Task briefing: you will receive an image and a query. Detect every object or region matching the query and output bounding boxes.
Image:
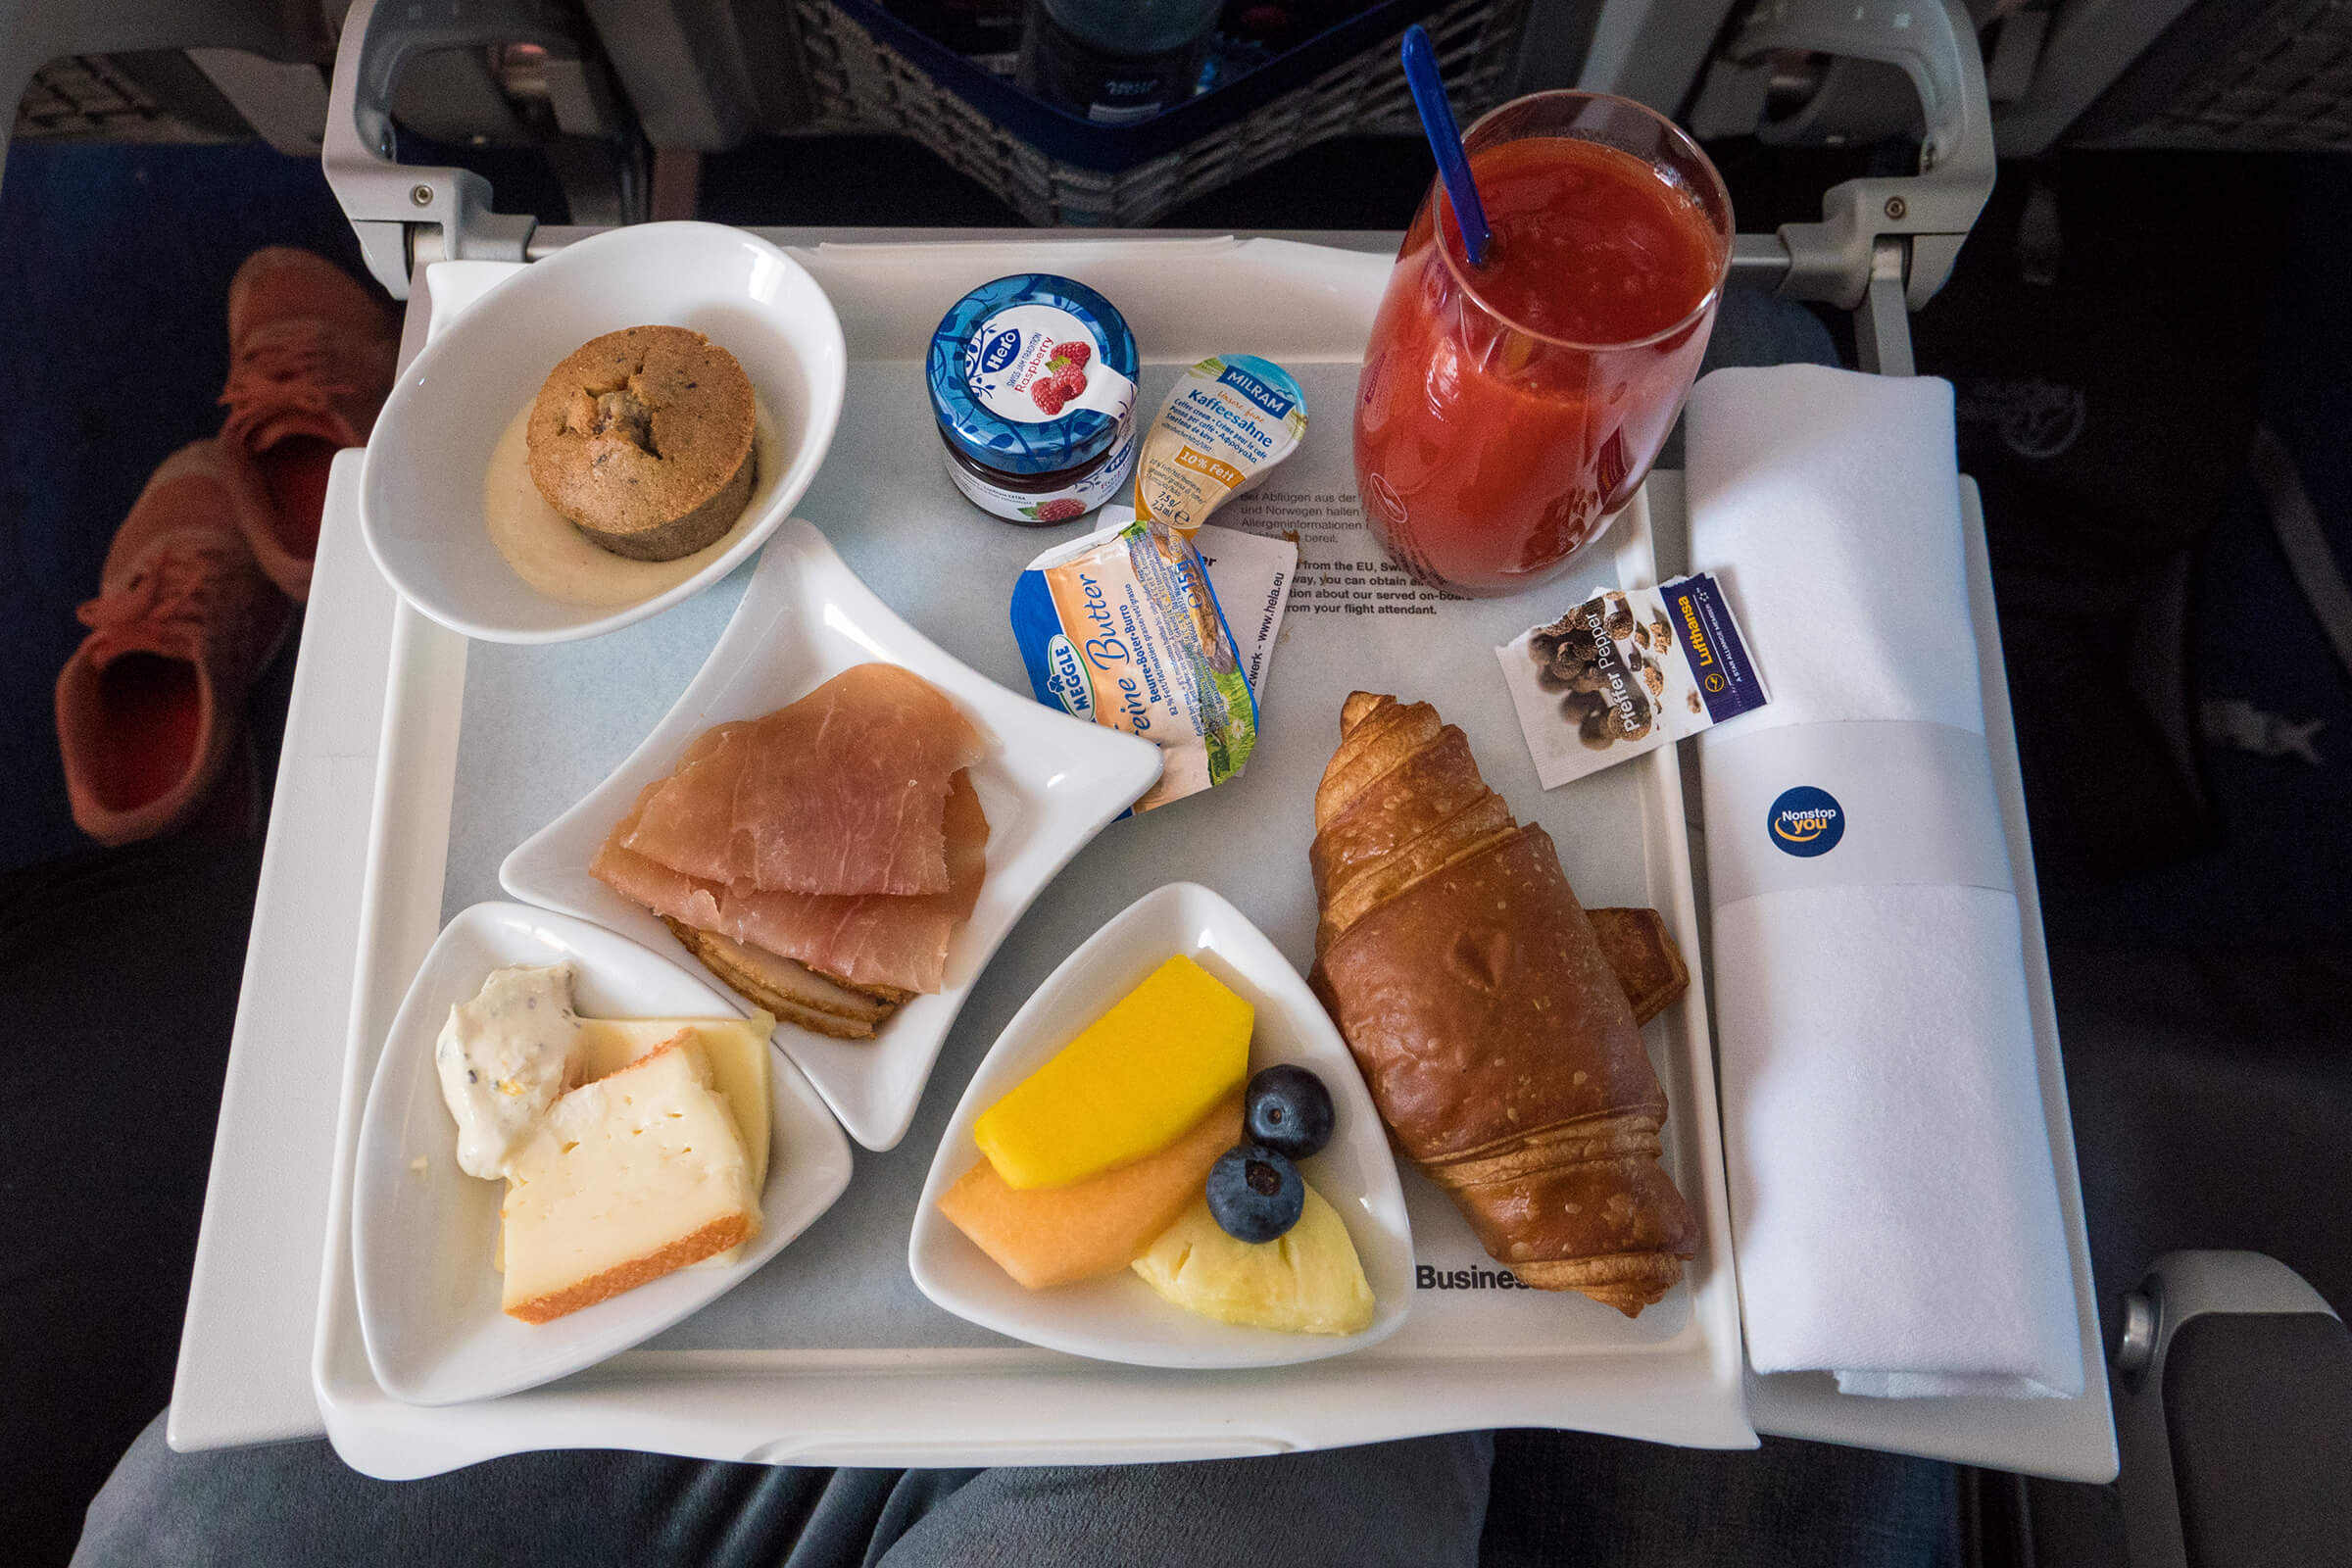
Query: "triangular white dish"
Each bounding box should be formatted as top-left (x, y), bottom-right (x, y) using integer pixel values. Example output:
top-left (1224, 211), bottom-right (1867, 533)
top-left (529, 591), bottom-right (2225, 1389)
top-left (501, 517), bottom-right (1162, 1149)
top-left (354, 902), bottom-right (852, 1405)
top-left (910, 882), bottom-right (1414, 1368)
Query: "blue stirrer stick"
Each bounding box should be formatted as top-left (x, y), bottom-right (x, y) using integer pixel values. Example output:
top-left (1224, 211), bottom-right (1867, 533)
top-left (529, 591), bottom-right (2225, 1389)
top-left (1400, 24), bottom-right (1491, 267)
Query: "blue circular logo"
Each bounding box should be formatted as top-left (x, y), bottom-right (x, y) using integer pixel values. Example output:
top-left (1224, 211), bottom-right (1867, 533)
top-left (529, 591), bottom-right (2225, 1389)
top-left (1768, 786), bottom-right (1844, 858)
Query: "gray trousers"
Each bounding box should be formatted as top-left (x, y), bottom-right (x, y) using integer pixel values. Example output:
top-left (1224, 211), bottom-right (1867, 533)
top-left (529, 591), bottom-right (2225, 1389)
top-left (76, 1418), bottom-right (1493, 1568)
top-left (75, 1416), bottom-right (1967, 1567)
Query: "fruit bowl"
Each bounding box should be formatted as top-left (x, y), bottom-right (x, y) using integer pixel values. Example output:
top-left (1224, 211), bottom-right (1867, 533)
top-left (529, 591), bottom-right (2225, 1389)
top-left (908, 882), bottom-right (1415, 1368)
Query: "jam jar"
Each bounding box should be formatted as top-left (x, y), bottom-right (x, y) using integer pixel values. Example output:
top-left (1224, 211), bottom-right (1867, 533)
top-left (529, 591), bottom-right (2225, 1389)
top-left (926, 273), bottom-right (1141, 524)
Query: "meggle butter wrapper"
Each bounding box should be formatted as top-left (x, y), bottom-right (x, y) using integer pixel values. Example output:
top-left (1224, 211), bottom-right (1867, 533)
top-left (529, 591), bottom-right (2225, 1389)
top-left (1012, 510), bottom-right (1270, 813)
top-left (1134, 355), bottom-right (1307, 539)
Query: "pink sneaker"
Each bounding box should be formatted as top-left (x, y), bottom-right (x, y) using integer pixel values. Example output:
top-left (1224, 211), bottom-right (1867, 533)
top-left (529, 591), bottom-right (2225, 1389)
top-left (56, 441), bottom-right (289, 848)
top-left (218, 247), bottom-right (398, 601)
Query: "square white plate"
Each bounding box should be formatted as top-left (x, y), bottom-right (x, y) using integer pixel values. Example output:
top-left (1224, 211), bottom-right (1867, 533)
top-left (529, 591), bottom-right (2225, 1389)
top-left (353, 902), bottom-right (853, 1406)
top-left (500, 516), bottom-right (1164, 1151)
top-left (908, 882), bottom-right (1414, 1368)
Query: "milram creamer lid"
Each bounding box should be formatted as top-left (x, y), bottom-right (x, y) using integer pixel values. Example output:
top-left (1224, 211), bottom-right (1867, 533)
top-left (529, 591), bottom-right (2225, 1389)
top-left (1010, 356), bottom-right (1307, 813)
top-left (1133, 356), bottom-right (1308, 539)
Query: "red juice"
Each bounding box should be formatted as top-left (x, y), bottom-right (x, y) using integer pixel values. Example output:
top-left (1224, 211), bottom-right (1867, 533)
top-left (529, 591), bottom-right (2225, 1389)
top-left (1354, 116), bottom-right (1730, 595)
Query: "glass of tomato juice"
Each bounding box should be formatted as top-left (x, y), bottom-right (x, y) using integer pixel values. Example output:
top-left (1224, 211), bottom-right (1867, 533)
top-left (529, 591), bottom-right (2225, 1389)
top-left (1353, 91), bottom-right (1734, 596)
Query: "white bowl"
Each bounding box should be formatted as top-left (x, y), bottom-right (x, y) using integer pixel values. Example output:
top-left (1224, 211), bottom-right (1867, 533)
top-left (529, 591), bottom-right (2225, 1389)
top-left (352, 902), bottom-right (853, 1406)
top-left (500, 518), bottom-right (1164, 1151)
top-left (360, 221), bottom-right (847, 643)
top-left (908, 882), bottom-right (1415, 1369)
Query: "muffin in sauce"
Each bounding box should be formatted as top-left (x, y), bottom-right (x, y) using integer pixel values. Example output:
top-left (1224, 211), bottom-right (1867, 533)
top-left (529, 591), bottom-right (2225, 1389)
top-left (526, 325), bottom-right (758, 562)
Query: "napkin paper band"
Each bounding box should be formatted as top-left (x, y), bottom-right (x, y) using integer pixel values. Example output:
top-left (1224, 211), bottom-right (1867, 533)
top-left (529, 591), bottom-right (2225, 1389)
top-left (1703, 719), bottom-right (2012, 909)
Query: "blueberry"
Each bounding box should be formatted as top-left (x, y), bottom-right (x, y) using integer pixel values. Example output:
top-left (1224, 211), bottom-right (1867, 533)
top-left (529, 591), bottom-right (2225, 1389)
top-left (1205, 1144), bottom-right (1305, 1244)
top-left (1244, 1063), bottom-right (1335, 1160)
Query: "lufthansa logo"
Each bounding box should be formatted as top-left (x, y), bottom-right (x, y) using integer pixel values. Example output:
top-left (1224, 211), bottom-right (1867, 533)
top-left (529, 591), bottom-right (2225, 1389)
top-left (1768, 785), bottom-right (1844, 858)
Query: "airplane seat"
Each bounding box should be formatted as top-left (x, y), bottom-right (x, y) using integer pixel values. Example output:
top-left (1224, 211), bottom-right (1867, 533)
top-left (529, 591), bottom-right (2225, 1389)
top-left (2112, 1250), bottom-right (2352, 1568)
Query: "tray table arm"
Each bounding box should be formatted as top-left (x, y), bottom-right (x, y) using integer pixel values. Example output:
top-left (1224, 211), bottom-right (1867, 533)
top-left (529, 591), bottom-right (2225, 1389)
top-left (1711, 0), bottom-right (1996, 321)
top-left (322, 0), bottom-right (631, 298)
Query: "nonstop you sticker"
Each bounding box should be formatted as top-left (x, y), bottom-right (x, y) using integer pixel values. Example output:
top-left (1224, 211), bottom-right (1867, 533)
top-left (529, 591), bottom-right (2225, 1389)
top-left (1768, 786), bottom-right (1845, 857)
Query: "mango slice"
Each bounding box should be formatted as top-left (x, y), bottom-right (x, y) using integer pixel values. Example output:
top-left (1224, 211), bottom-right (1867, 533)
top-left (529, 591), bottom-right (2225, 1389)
top-left (939, 1092), bottom-right (1243, 1290)
top-left (1132, 1182), bottom-right (1375, 1336)
top-left (974, 955), bottom-right (1251, 1190)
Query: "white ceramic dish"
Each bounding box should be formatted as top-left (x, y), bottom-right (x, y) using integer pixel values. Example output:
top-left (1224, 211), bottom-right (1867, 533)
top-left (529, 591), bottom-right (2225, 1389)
top-left (909, 882), bottom-right (1414, 1369)
top-left (352, 902), bottom-right (853, 1406)
top-left (500, 517), bottom-right (1164, 1151)
top-left (360, 221), bottom-right (847, 643)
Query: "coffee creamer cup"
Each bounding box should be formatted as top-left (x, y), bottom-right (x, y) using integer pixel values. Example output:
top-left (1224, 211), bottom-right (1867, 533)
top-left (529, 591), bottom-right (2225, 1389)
top-left (1133, 356), bottom-right (1307, 540)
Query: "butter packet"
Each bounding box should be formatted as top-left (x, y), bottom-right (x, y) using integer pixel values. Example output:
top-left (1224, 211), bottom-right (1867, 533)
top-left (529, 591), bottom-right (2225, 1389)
top-left (1012, 508), bottom-right (1297, 813)
top-left (1496, 574), bottom-right (1768, 790)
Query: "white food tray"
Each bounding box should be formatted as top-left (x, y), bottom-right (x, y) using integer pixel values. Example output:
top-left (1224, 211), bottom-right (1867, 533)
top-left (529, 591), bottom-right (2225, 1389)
top-left (311, 238), bottom-right (1754, 1478)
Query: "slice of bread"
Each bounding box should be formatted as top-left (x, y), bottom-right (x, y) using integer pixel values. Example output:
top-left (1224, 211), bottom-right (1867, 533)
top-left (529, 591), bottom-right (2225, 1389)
top-left (662, 918), bottom-right (905, 1040)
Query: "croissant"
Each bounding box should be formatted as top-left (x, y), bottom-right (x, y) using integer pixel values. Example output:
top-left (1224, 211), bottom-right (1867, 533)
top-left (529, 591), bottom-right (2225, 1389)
top-left (1309, 693), bottom-right (1697, 1315)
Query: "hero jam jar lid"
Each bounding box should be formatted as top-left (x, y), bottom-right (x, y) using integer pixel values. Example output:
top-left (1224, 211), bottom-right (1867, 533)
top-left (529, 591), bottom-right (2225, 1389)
top-left (927, 274), bottom-right (1141, 477)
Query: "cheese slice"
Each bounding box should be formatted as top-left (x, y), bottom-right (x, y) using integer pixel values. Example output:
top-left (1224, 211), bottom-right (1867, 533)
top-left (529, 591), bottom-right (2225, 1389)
top-left (573, 1012), bottom-right (774, 1191)
top-left (500, 1034), bottom-right (761, 1324)
top-left (572, 1012), bottom-right (775, 1268)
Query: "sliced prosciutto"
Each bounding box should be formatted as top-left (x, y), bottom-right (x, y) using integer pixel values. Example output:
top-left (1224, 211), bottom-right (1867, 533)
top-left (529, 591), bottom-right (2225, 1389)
top-left (594, 768), bottom-right (990, 998)
top-left (622, 664), bottom-right (985, 897)
top-left (715, 770), bottom-right (989, 996)
top-left (620, 720), bottom-right (753, 887)
top-left (592, 776), bottom-right (731, 933)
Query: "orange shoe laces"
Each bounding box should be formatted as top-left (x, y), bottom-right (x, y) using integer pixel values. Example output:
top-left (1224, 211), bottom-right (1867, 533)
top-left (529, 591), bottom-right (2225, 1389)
top-left (219, 320), bottom-right (363, 439)
top-left (76, 539), bottom-right (250, 665)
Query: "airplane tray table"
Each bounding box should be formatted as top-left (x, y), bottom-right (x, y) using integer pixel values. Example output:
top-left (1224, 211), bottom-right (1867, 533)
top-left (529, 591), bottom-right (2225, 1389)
top-left (166, 232), bottom-right (2111, 1482)
top-left (310, 237), bottom-right (1753, 1478)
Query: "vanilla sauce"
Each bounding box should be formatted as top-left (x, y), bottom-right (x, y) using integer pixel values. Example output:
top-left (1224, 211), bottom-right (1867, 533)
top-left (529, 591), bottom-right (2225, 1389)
top-left (481, 400), bottom-right (779, 608)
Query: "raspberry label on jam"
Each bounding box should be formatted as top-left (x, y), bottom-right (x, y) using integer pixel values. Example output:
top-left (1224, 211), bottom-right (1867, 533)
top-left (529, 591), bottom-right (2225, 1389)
top-left (965, 305), bottom-right (1133, 424)
top-left (941, 422), bottom-right (1139, 525)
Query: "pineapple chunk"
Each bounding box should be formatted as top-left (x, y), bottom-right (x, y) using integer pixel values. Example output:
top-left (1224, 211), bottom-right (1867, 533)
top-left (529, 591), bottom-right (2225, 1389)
top-left (1132, 1182), bottom-right (1374, 1336)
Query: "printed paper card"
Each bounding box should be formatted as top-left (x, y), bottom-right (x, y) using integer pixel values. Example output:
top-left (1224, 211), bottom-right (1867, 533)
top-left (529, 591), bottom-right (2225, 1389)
top-left (1497, 573), bottom-right (1767, 789)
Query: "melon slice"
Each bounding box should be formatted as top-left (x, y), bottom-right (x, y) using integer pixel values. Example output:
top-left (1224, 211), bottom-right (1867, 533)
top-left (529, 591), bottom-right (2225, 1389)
top-left (939, 1091), bottom-right (1242, 1290)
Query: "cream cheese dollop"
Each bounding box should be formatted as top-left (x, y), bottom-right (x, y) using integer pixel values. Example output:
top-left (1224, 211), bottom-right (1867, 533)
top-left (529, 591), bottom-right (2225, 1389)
top-left (434, 963), bottom-right (586, 1179)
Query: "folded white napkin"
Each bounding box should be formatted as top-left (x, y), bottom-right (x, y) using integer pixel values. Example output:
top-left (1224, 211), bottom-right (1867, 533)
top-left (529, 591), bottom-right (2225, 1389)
top-left (1688, 365), bottom-right (2082, 1400)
